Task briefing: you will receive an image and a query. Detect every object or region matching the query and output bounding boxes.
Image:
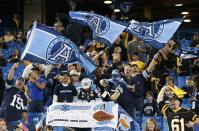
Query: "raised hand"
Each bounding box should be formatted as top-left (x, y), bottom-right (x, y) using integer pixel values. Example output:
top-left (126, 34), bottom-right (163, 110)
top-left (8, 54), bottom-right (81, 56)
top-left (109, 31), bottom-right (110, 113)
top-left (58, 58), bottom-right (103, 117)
top-left (13, 62), bottom-right (20, 69)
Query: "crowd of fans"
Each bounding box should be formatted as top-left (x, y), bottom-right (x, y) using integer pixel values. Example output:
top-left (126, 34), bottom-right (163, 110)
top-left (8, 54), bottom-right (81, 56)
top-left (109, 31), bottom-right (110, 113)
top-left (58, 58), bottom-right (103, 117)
top-left (0, 13), bottom-right (199, 131)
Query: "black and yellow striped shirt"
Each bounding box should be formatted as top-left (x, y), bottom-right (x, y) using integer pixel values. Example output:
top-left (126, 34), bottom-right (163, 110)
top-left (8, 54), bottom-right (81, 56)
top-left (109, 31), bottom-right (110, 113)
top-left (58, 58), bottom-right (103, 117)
top-left (159, 101), bottom-right (199, 131)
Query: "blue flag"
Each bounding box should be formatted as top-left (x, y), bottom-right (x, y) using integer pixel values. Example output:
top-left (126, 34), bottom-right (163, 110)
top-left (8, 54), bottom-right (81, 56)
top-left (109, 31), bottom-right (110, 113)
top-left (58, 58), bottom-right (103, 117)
top-left (69, 11), bottom-right (127, 46)
top-left (127, 18), bottom-right (183, 49)
top-left (175, 47), bottom-right (199, 59)
top-left (21, 22), bottom-right (96, 73)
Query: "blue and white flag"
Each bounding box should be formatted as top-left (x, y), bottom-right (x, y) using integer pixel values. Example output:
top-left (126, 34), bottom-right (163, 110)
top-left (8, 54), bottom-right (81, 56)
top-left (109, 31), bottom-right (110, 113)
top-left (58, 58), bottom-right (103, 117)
top-left (175, 47), bottom-right (199, 59)
top-left (21, 22), bottom-right (96, 73)
top-left (127, 18), bottom-right (183, 49)
top-left (69, 11), bottom-right (127, 46)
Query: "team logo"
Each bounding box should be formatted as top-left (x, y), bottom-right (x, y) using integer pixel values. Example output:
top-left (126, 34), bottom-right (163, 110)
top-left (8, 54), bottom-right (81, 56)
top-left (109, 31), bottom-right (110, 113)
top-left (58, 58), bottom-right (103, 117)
top-left (128, 20), bottom-right (164, 41)
top-left (93, 103), bottom-right (115, 123)
top-left (46, 37), bottom-right (76, 64)
top-left (93, 110), bottom-right (114, 122)
top-left (86, 14), bottom-right (110, 36)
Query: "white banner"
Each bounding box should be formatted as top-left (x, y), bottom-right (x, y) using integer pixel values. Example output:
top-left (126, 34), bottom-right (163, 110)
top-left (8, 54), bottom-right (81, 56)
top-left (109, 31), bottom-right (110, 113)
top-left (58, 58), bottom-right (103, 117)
top-left (46, 102), bottom-right (118, 128)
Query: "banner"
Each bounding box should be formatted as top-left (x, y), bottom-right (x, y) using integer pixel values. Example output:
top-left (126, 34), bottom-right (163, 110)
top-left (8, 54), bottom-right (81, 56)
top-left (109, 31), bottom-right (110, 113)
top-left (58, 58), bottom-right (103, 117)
top-left (46, 102), bottom-right (118, 128)
top-left (69, 11), bottom-right (127, 46)
top-left (127, 19), bottom-right (182, 49)
top-left (21, 22), bottom-right (96, 73)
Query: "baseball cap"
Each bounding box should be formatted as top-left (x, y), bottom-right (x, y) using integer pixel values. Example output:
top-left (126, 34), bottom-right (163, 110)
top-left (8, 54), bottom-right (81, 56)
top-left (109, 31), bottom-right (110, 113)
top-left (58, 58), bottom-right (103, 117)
top-left (70, 70), bottom-right (80, 76)
top-left (111, 69), bottom-right (120, 75)
top-left (14, 123), bottom-right (28, 131)
top-left (81, 78), bottom-right (92, 89)
top-left (111, 69), bottom-right (121, 76)
top-left (186, 76), bottom-right (192, 80)
top-left (60, 71), bottom-right (70, 77)
top-left (17, 77), bottom-right (25, 82)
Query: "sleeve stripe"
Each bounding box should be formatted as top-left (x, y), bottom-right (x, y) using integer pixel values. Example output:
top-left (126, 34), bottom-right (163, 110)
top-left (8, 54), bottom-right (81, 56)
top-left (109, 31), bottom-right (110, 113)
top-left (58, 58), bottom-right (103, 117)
top-left (161, 104), bottom-right (169, 117)
top-left (192, 114), bottom-right (199, 121)
top-left (5, 82), bottom-right (12, 89)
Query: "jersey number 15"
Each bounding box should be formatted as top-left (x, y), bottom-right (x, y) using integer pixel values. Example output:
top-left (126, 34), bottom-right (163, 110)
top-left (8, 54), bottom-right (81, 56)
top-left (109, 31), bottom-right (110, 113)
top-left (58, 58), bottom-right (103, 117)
top-left (10, 95), bottom-right (24, 110)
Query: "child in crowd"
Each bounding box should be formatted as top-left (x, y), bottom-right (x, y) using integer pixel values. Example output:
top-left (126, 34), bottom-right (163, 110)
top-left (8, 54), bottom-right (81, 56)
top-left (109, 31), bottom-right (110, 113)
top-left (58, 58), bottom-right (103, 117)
top-left (143, 91), bottom-right (158, 116)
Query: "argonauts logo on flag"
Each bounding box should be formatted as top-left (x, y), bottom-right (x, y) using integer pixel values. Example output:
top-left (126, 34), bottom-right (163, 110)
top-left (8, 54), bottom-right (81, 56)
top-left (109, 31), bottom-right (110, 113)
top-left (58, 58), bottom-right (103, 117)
top-left (127, 18), bottom-right (183, 49)
top-left (69, 11), bottom-right (127, 46)
top-left (86, 13), bottom-right (110, 37)
top-left (69, 11), bottom-right (182, 49)
top-left (46, 37), bottom-right (77, 64)
top-left (21, 22), bottom-right (96, 73)
top-left (128, 20), bottom-right (164, 41)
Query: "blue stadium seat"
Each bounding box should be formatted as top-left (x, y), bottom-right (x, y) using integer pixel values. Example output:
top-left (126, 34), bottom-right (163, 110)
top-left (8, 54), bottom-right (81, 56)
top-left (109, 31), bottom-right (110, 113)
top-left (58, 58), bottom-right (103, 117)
top-left (28, 113), bottom-right (43, 125)
top-left (177, 76), bottom-right (186, 87)
top-left (162, 117), bottom-right (168, 131)
top-left (15, 64), bottom-right (25, 76)
top-left (181, 103), bottom-right (192, 108)
top-left (194, 125), bottom-right (199, 131)
top-left (155, 116), bottom-right (163, 130)
top-left (3, 73), bottom-right (7, 80)
top-left (135, 111), bottom-right (142, 129)
top-left (27, 113), bottom-right (43, 131)
top-left (6, 63), bottom-right (14, 69)
top-left (2, 63), bottom-right (24, 80)
top-left (183, 98), bottom-right (190, 104)
top-left (7, 41), bottom-right (17, 49)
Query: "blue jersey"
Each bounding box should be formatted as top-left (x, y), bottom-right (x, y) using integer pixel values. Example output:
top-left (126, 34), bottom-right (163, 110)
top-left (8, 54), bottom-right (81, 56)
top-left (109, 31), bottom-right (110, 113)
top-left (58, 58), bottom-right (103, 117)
top-left (0, 80), bottom-right (27, 122)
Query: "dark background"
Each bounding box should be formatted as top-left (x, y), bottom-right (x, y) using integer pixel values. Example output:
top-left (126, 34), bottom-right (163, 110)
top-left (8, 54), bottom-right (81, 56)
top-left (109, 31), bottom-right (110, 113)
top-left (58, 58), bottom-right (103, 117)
top-left (0, 0), bottom-right (199, 29)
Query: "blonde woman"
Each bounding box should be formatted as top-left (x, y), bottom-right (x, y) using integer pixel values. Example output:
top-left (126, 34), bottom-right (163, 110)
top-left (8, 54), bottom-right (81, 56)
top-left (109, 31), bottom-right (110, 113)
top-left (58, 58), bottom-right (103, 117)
top-left (144, 118), bottom-right (160, 131)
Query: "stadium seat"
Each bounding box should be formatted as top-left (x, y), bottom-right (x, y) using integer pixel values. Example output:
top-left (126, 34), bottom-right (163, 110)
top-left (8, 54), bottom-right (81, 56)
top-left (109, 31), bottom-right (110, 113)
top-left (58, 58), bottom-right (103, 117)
top-left (177, 76), bottom-right (186, 87)
top-left (135, 111), bottom-right (142, 129)
top-left (182, 103), bottom-right (192, 108)
top-left (162, 117), bottom-right (168, 131)
top-left (155, 116), bottom-right (163, 130)
top-left (27, 113), bottom-right (43, 131)
top-left (183, 98), bottom-right (190, 104)
top-left (28, 113), bottom-right (43, 125)
top-left (194, 125), bottom-right (199, 131)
